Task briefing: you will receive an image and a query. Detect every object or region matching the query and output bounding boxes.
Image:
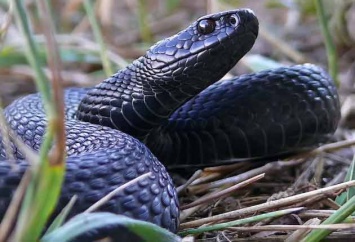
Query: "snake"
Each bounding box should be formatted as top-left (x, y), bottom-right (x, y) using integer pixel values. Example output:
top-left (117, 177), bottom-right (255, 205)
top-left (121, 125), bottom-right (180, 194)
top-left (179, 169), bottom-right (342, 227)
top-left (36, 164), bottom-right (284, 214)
top-left (0, 8), bottom-right (340, 240)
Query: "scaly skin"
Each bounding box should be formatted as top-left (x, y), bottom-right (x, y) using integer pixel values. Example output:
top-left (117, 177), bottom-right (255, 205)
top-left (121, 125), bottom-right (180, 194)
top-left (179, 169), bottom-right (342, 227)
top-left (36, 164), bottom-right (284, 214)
top-left (0, 9), bottom-right (259, 239)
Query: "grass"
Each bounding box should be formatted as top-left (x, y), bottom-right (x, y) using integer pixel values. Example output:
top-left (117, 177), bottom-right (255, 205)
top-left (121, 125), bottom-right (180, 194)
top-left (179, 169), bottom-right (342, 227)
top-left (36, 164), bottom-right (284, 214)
top-left (0, 0), bottom-right (354, 241)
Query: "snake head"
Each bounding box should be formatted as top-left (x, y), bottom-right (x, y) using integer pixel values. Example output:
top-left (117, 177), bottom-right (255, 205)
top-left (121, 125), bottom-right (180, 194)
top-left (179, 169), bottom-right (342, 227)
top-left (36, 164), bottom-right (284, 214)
top-left (136, 9), bottom-right (259, 95)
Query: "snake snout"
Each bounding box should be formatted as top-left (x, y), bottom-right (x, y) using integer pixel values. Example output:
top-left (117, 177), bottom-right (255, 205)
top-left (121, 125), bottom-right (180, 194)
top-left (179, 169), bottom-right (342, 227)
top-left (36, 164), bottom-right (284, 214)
top-left (243, 9), bottom-right (259, 37)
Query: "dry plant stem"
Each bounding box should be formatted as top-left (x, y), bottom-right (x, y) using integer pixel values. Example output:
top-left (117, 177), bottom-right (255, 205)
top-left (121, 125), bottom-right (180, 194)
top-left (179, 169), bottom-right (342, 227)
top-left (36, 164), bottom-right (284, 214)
top-left (71, 16), bottom-right (89, 34)
top-left (0, 104), bottom-right (15, 166)
top-left (0, 170), bottom-right (31, 241)
top-left (85, 172), bottom-right (152, 213)
top-left (180, 204), bottom-right (206, 222)
top-left (294, 138), bottom-right (355, 158)
top-left (180, 180), bottom-right (355, 229)
top-left (322, 198), bottom-right (341, 210)
top-left (98, 0), bottom-right (114, 26)
top-left (188, 160), bottom-right (304, 194)
top-left (181, 174), bottom-right (265, 210)
top-left (291, 194), bottom-right (331, 208)
top-left (37, 0), bottom-right (66, 164)
top-left (177, 169), bottom-right (202, 194)
top-left (203, 161), bottom-right (250, 172)
top-left (302, 209), bottom-right (349, 217)
top-left (229, 224), bottom-right (355, 232)
top-left (189, 139), bottom-right (355, 193)
top-left (190, 172), bottom-right (222, 186)
top-left (286, 218), bottom-right (321, 242)
top-left (0, 0), bottom-right (13, 45)
top-left (180, 207), bottom-right (304, 236)
top-left (181, 235), bottom-right (194, 242)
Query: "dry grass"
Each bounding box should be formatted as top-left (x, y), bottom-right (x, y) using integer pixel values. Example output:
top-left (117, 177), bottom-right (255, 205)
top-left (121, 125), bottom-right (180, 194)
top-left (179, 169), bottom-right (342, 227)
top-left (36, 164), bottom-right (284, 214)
top-left (1, 0), bottom-right (355, 241)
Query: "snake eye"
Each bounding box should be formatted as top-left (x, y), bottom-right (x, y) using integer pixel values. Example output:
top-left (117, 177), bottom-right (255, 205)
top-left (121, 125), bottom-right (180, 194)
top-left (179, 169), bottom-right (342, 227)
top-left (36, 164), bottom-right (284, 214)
top-left (227, 14), bottom-right (239, 26)
top-left (197, 19), bottom-right (216, 35)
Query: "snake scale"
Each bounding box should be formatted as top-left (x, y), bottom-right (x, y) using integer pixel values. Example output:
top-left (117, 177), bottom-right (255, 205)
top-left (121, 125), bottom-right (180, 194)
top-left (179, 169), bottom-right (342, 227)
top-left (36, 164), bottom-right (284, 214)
top-left (0, 9), bottom-right (340, 240)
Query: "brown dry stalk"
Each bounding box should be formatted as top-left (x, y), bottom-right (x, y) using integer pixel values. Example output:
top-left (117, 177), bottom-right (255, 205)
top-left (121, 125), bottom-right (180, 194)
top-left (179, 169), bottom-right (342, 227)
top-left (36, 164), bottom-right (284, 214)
top-left (229, 223), bottom-right (355, 231)
top-left (190, 172), bottom-right (222, 186)
top-left (180, 204), bottom-right (206, 222)
top-left (180, 180), bottom-right (355, 229)
top-left (286, 218), bottom-right (321, 242)
top-left (177, 169), bottom-right (202, 194)
top-left (37, 0), bottom-right (66, 165)
top-left (294, 138), bottom-right (355, 158)
top-left (188, 160), bottom-right (304, 194)
top-left (203, 161), bottom-right (250, 172)
top-left (0, 170), bottom-right (31, 241)
top-left (181, 174), bottom-right (265, 210)
top-left (0, 0), bottom-right (13, 43)
top-left (299, 209), bottom-right (355, 220)
top-left (188, 138), bottom-right (355, 194)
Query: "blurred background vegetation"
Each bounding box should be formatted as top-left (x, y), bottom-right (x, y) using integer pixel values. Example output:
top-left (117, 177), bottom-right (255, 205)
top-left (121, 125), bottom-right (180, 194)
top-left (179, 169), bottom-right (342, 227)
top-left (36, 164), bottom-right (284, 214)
top-left (0, 0), bottom-right (354, 108)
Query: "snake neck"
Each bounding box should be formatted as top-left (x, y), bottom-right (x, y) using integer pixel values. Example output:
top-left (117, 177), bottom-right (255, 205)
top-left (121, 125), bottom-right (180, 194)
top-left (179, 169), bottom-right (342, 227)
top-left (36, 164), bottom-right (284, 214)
top-left (76, 58), bottom-right (203, 139)
top-left (76, 9), bottom-right (259, 139)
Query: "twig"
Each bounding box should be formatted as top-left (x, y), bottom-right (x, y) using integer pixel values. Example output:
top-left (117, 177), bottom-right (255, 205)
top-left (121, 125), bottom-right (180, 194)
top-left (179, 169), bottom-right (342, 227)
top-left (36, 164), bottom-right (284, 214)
top-left (0, 0), bottom-right (13, 46)
top-left (177, 170), bottom-right (202, 194)
top-left (190, 172), bottom-right (222, 186)
top-left (179, 207), bottom-right (304, 236)
top-left (300, 209), bottom-right (355, 222)
top-left (188, 160), bottom-right (304, 194)
top-left (0, 102), bottom-right (16, 167)
top-left (181, 174), bottom-right (265, 210)
top-left (37, 0), bottom-right (66, 165)
top-left (0, 170), bottom-right (31, 241)
top-left (180, 180), bottom-right (355, 229)
top-left (286, 218), bottom-right (321, 242)
top-left (228, 223), bottom-right (355, 231)
top-left (294, 139), bottom-right (355, 158)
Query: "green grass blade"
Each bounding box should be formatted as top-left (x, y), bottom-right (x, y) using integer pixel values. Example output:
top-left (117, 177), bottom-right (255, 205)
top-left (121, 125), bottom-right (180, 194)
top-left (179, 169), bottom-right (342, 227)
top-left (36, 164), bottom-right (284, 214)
top-left (16, 162), bottom-right (64, 240)
top-left (44, 195), bottom-right (78, 235)
top-left (83, 0), bottom-right (114, 76)
top-left (301, 195), bottom-right (355, 241)
top-left (137, 0), bottom-right (153, 43)
top-left (179, 207), bottom-right (304, 236)
top-left (11, 0), bottom-right (66, 240)
top-left (12, 0), bottom-right (52, 116)
top-left (314, 0), bottom-right (339, 86)
top-left (336, 154), bottom-right (355, 205)
top-left (41, 212), bottom-right (181, 242)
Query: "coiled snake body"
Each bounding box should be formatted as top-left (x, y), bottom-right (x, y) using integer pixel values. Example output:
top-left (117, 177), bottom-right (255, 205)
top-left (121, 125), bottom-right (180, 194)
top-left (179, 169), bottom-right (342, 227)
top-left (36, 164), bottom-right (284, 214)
top-left (0, 9), bottom-right (340, 239)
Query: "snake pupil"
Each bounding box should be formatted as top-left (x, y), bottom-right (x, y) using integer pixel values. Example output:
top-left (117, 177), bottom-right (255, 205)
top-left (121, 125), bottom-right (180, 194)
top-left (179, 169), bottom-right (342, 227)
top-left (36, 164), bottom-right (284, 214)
top-left (228, 14), bottom-right (239, 26)
top-left (197, 19), bottom-right (216, 35)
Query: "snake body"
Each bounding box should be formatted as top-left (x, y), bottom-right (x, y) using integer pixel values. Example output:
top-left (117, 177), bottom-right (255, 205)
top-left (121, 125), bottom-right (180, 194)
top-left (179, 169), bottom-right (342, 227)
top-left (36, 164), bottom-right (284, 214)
top-left (0, 9), bottom-right (340, 239)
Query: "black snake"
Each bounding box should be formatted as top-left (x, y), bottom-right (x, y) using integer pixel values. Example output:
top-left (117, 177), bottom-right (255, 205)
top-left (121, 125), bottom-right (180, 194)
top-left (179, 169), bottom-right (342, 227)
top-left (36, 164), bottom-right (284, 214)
top-left (0, 8), bottom-right (340, 240)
